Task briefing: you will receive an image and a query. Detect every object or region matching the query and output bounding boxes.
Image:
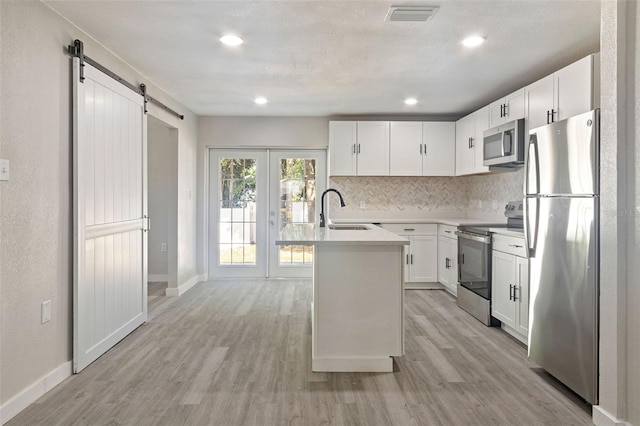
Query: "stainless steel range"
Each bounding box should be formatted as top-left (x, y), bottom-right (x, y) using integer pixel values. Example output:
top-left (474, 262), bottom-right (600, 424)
top-left (455, 201), bottom-right (523, 325)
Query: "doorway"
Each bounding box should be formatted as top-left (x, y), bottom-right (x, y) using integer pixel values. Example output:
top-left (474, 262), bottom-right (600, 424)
top-left (147, 116), bottom-right (178, 292)
top-left (207, 149), bottom-right (326, 278)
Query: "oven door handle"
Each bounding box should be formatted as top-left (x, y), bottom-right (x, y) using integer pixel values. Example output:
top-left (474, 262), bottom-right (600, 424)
top-left (455, 230), bottom-right (491, 244)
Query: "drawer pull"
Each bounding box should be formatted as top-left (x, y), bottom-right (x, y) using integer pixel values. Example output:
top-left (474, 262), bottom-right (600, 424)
top-left (508, 244), bottom-right (523, 248)
top-left (404, 228), bottom-right (415, 232)
top-left (444, 230), bottom-right (452, 234)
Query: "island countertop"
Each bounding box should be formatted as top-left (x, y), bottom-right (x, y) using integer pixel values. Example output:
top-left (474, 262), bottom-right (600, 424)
top-left (275, 223), bottom-right (409, 246)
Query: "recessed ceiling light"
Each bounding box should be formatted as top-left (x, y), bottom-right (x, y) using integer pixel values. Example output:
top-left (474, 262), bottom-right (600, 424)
top-left (462, 36), bottom-right (486, 48)
top-left (404, 98), bottom-right (418, 105)
top-left (254, 97), bottom-right (268, 105)
top-left (220, 34), bottom-right (243, 46)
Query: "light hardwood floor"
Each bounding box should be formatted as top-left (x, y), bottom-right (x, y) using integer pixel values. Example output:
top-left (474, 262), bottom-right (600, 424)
top-left (9, 280), bottom-right (592, 425)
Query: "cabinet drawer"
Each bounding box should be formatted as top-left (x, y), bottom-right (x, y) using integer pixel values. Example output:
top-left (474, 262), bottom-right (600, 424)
top-left (438, 224), bottom-right (458, 238)
top-left (380, 223), bottom-right (437, 235)
top-left (493, 234), bottom-right (527, 257)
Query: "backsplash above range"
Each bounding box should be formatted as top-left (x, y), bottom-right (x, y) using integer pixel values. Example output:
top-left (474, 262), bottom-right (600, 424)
top-left (329, 169), bottom-right (524, 220)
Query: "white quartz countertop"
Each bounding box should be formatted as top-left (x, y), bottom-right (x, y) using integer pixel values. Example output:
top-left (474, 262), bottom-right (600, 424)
top-left (276, 223), bottom-right (409, 246)
top-left (489, 227), bottom-right (526, 238)
top-left (330, 217), bottom-right (508, 227)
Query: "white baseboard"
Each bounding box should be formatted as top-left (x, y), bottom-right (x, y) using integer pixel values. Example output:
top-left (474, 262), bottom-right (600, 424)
top-left (0, 361), bottom-right (72, 425)
top-left (148, 274), bottom-right (169, 282)
top-left (165, 274), bottom-right (203, 297)
top-left (312, 356), bottom-right (393, 372)
top-left (593, 405), bottom-right (629, 426)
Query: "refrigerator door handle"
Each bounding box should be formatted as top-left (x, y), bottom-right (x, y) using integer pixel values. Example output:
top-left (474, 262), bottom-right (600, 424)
top-left (525, 133), bottom-right (541, 195)
top-left (524, 197), bottom-right (539, 258)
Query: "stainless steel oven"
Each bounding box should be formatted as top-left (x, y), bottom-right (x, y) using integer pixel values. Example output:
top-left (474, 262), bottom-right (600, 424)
top-left (455, 227), bottom-right (495, 325)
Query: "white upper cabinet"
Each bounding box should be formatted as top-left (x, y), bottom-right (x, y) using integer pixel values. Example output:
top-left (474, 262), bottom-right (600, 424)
top-left (456, 106), bottom-right (489, 176)
top-left (389, 121), bottom-right (455, 176)
top-left (526, 54), bottom-right (599, 131)
top-left (332, 120), bottom-right (455, 177)
top-left (329, 121), bottom-right (357, 176)
top-left (356, 121), bottom-right (390, 176)
top-left (390, 121), bottom-right (423, 176)
top-left (489, 88), bottom-right (526, 128)
top-left (423, 122), bottom-right (455, 176)
top-left (329, 121), bottom-right (389, 176)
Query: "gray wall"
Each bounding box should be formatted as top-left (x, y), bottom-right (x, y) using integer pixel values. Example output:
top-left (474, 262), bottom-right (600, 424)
top-left (0, 0), bottom-right (198, 406)
top-left (597, 1), bottom-right (639, 424)
top-left (148, 117), bottom-right (178, 285)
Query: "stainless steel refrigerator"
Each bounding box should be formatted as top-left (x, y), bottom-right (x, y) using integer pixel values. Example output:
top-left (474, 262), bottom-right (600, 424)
top-left (524, 109), bottom-right (599, 404)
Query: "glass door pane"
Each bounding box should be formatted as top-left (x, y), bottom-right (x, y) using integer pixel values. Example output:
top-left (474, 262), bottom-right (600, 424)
top-left (269, 150), bottom-right (326, 278)
top-left (209, 150), bottom-right (268, 278)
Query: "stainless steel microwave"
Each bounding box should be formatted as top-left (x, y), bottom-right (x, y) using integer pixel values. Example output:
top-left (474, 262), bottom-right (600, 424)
top-left (483, 118), bottom-right (525, 167)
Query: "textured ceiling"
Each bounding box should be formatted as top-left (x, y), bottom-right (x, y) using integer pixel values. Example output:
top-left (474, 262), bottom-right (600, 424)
top-left (44, 0), bottom-right (601, 117)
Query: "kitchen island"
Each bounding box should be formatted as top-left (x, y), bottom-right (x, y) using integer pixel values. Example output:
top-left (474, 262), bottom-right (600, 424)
top-left (276, 223), bottom-right (409, 372)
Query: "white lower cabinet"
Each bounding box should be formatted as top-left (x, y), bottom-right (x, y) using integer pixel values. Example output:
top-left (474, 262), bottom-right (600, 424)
top-left (437, 225), bottom-right (458, 296)
top-left (491, 234), bottom-right (529, 344)
top-left (380, 224), bottom-right (437, 288)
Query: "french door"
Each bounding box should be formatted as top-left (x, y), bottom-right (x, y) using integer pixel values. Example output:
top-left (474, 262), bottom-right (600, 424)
top-left (208, 149), bottom-right (326, 278)
top-left (269, 150), bottom-right (326, 277)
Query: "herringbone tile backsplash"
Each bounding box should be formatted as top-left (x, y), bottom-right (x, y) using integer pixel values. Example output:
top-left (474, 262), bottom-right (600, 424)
top-left (329, 168), bottom-right (523, 216)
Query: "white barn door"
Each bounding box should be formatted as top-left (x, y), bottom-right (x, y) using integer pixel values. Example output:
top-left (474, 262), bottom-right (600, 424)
top-left (73, 58), bottom-right (148, 372)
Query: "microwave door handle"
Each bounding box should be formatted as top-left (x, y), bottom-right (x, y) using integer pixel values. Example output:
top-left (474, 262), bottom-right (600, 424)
top-left (503, 132), bottom-right (512, 156)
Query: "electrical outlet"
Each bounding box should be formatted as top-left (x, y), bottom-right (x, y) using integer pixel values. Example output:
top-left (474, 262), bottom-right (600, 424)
top-left (0, 159), bottom-right (9, 181)
top-left (160, 243), bottom-right (167, 252)
top-left (41, 300), bottom-right (51, 324)
top-left (360, 201), bottom-right (366, 209)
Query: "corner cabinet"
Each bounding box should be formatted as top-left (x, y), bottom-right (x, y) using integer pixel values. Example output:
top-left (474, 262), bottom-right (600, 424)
top-left (437, 225), bottom-right (458, 296)
top-left (328, 121), bottom-right (389, 176)
top-left (491, 234), bottom-right (529, 344)
top-left (526, 53), bottom-right (600, 131)
top-left (380, 224), bottom-right (438, 289)
top-left (455, 106), bottom-right (490, 176)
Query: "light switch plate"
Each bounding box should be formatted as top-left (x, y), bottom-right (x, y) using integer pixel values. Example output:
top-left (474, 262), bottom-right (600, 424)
top-left (41, 300), bottom-right (51, 324)
top-left (0, 159), bottom-right (9, 181)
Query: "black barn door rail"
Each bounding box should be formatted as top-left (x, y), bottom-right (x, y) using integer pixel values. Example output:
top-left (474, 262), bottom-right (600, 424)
top-left (67, 39), bottom-right (184, 120)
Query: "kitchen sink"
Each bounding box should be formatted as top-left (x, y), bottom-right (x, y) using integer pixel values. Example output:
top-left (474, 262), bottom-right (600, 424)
top-left (327, 225), bottom-right (369, 230)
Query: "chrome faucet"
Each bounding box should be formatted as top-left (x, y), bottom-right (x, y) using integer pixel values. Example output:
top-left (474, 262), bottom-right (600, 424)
top-left (319, 189), bottom-right (345, 227)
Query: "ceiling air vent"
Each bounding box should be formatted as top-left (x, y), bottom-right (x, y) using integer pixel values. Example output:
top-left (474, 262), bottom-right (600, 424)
top-left (384, 5), bottom-right (439, 22)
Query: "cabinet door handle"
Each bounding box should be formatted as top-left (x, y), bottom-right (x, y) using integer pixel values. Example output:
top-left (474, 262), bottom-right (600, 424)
top-left (509, 284), bottom-right (514, 301)
top-left (500, 104), bottom-right (504, 117)
top-left (352, 144), bottom-right (356, 154)
top-left (551, 109), bottom-right (556, 123)
top-left (406, 254), bottom-right (409, 265)
top-left (423, 144), bottom-right (427, 156)
top-left (420, 144), bottom-right (423, 154)
top-left (410, 254), bottom-right (413, 264)
top-left (546, 110), bottom-right (551, 124)
top-left (358, 144), bottom-right (361, 154)
top-left (513, 285), bottom-right (519, 301)
top-left (503, 103), bottom-right (508, 117)
top-left (469, 137), bottom-right (474, 148)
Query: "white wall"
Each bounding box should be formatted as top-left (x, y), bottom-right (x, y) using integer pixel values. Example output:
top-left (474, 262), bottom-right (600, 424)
top-left (0, 0), bottom-right (198, 413)
top-left (148, 117), bottom-right (178, 285)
